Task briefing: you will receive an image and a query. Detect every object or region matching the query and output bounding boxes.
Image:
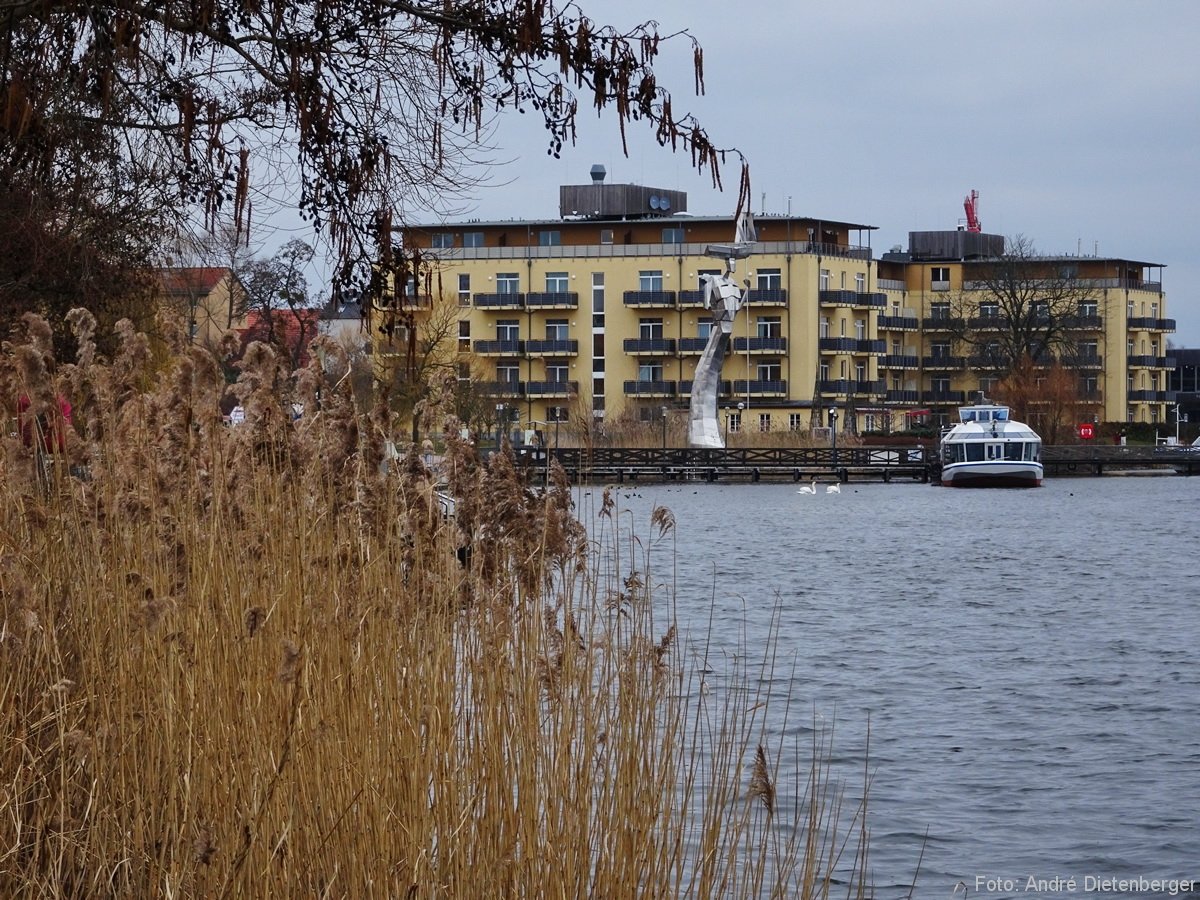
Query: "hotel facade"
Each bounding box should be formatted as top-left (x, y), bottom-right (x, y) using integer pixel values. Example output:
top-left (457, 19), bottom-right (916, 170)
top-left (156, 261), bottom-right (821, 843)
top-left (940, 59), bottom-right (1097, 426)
top-left (382, 175), bottom-right (1173, 435)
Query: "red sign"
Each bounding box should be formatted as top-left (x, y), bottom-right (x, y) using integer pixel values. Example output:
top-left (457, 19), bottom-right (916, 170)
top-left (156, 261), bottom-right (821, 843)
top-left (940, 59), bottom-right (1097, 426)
top-left (1078, 423), bottom-right (1095, 440)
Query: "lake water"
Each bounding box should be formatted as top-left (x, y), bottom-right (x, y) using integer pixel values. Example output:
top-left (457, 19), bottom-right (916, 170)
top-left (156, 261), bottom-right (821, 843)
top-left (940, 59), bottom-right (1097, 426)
top-left (577, 476), bottom-right (1200, 899)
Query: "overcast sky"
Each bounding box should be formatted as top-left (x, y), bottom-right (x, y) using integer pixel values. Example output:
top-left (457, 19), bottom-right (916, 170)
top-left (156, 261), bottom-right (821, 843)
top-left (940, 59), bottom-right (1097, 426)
top-left (440, 0), bottom-right (1199, 345)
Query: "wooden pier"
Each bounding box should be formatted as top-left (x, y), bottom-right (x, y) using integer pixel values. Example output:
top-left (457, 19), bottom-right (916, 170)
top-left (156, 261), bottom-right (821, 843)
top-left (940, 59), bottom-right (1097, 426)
top-left (513, 445), bottom-right (1200, 485)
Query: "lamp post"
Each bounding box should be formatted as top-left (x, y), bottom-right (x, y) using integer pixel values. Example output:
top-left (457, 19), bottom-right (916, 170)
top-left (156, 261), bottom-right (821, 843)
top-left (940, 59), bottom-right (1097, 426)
top-left (660, 405), bottom-right (668, 452)
top-left (723, 406), bottom-right (730, 446)
top-left (829, 408), bottom-right (839, 466)
top-left (735, 401), bottom-right (745, 447)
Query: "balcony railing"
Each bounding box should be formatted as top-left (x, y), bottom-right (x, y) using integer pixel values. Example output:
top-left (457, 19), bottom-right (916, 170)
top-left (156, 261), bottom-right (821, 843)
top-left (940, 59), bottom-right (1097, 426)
top-left (746, 288), bottom-right (789, 306)
top-left (473, 292), bottom-right (524, 308)
top-left (731, 379), bottom-right (788, 396)
top-left (678, 380), bottom-right (732, 396)
top-left (678, 290), bottom-right (707, 307)
top-left (967, 315), bottom-right (1004, 329)
top-left (855, 292), bottom-right (887, 308)
top-left (1127, 317), bottom-right (1176, 331)
top-left (623, 338), bottom-right (676, 354)
top-left (881, 354), bottom-right (920, 369)
top-left (1065, 314), bottom-right (1104, 330)
top-left (922, 390), bottom-right (966, 404)
top-left (1063, 354), bottom-right (1103, 369)
top-left (477, 380), bottom-right (525, 398)
top-left (623, 290), bottom-right (677, 307)
top-left (524, 291), bottom-right (578, 309)
top-left (886, 389), bottom-right (921, 403)
top-left (623, 380), bottom-right (677, 396)
top-left (678, 337), bottom-right (711, 354)
top-left (524, 339), bottom-right (578, 355)
top-left (877, 315), bottom-right (919, 330)
top-left (1126, 355), bottom-right (1176, 369)
top-left (922, 355), bottom-right (966, 370)
top-left (525, 380), bottom-right (579, 397)
top-left (1128, 390), bottom-right (1178, 402)
top-left (818, 337), bottom-right (858, 353)
top-left (818, 289), bottom-right (858, 306)
top-left (921, 316), bottom-right (960, 330)
top-left (856, 339), bottom-right (886, 354)
top-left (473, 339), bottom-right (524, 355)
top-left (732, 336), bottom-right (788, 353)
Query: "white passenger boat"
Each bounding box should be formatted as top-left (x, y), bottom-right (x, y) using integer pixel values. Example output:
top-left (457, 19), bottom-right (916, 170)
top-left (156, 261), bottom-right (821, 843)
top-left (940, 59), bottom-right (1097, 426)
top-left (939, 399), bottom-right (1043, 487)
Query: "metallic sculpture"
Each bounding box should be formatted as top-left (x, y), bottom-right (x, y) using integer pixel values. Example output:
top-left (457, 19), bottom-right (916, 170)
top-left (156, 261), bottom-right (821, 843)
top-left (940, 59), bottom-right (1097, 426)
top-left (687, 207), bottom-right (757, 448)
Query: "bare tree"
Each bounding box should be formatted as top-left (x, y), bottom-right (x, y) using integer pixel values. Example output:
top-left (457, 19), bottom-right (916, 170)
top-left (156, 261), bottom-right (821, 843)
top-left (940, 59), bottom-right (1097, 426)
top-left (239, 240), bottom-right (322, 370)
top-left (374, 294), bottom-right (465, 439)
top-left (947, 235), bottom-right (1104, 377)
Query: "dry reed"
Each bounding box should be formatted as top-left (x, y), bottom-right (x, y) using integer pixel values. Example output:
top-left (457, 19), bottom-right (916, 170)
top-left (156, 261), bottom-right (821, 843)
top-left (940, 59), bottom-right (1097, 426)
top-left (1, 311), bottom-right (872, 897)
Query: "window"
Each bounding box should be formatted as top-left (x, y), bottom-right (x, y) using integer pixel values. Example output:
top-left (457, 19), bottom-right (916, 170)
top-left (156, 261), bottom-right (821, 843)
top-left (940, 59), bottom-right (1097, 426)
top-left (819, 269), bottom-right (831, 291)
top-left (639, 318), bottom-right (664, 339)
top-left (758, 413), bottom-right (772, 433)
top-left (600, 229), bottom-right (614, 245)
top-left (697, 320), bottom-right (713, 339)
top-left (497, 319), bottom-right (519, 342)
top-left (593, 334), bottom-right (604, 357)
top-left (756, 268), bottom-right (782, 290)
top-left (930, 301), bottom-right (951, 320)
top-left (662, 226), bottom-right (685, 244)
top-left (931, 267), bottom-right (950, 289)
top-left (1082, 376), bottom-right (1098, 395)
top-left (496, 272), bottom-right (520, 294)
top-left (1127, 338), bottom-right (1134, 355)
top-left (464, 231), bottom-right (484, 248)
top-left (638, 362), bottom-right (664, 382)
top-left (1079, 339), bottom-right (1098, 359)
top-left (979, 301), bottom-right (999, 318)
top-left (854, 319), bottom-right (865, 340)
top-left (546, 319), bottom-right (569, 340)
top-left (1151, 302), bottom-right (1159, 318)
top-left (840, 271), bottom-right (847, 289)
top-left (458, 320), bottom-right (470, 352)
top-left (855, 272), bottom-right (866, 293)
top-left (1127, 299), bottom-right (1135, 317)
top-left (820, 363), bottom-right (829, 381)
top-left (979, 376), bottom-right (998, 394)
top-left (1033, 300), bottom-right (1049, 319)
top-left (497, 363), bottom-right (520, 384)
top-left (1079, 301), bottom-right (1098, 317)
top-left (864, 413), bottom-right (876, 432)
top-left (931, 341), bottom-right (952, 358)
top-left (855, 362), bottom-right (866, 383)
top-left (546, 362), bottom-right (569, 383)
top-left (431, 232), bottom-right (454, 249)
top-left (756, 316), bottom-right (781, 338)
top-left (757, 360), bottom-right (781, 381)
top-left (639, 270), bottom-right (664, 292)
top-left (729, 413), bottom-right (742, 433)
top-left (538, 230), bottom-right (561, 246)
top-left (458, 273), bottom-right (471, 306)
top-left (840, 360), bottom-right (847, 377)
top-left (891, 339), bottom-right (902, 355)
top-left (819, 316), bottom-right (830, 338)
top-left (932, 377), bottom-right (951, 394)
top-left (545, 271), bottom-right (569, 293)
top-left (789, 413), bottom-right (804, 432)
top-left (592, 273), bottom-right (605, 314)
top-left (840, 318), bottom-right (847, 337)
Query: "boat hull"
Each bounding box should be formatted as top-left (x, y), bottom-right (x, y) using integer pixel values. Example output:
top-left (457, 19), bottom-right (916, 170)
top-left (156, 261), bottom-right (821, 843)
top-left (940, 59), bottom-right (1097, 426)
top-left (941, 461), bottom-right (1043, 488)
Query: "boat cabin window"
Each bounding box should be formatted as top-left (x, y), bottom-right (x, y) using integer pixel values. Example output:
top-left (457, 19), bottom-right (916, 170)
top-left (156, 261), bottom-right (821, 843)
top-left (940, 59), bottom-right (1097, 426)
top-left (960, 410), bottom-right (977, 422)
top-left (993, 409), bottom-right (1009, 421)
top-left (1004, 443), bottom-right (1023, 461)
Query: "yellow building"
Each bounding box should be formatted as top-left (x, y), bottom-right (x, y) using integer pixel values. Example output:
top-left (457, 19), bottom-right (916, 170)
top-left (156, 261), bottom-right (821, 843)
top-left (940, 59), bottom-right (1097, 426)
top-left (385, 175), bottom-right (1172, 436)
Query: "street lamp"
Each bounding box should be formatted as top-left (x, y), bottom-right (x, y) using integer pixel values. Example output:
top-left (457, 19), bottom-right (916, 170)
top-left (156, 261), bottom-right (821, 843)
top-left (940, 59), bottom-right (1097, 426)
top-left (723, 406), bottom-right (731, 446)
top-left (829, 408), bottom-right (839, 464)
top-left (735, 401), bottom-right (745, 446)
top-left (660, 405), bottom-right (668, 451)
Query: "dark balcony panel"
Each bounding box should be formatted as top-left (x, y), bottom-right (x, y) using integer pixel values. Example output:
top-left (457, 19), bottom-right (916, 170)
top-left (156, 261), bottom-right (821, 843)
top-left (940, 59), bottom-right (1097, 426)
top-left (855, 292), bottom-right (887, 308)
top-left (921, 316), bottom-right (961, 330)
top-left (524, 339), bottom-right (579, 355)
top-left (524, 291), bottom-right (578, 309)
top-left (877, 315), bottom-right (920, 330)
top-left (732, 336), bottom-right (788, 353)
top-left (1065, 355), bottom-right (1103, 369)
top-left (853, 380), bottom-right (886, 396)
top-left (856, 339), bottom-right (886, 354)
top-left (746, 288), bottom-right (789, 306)
top-left (678, 337), bottom-right (712, 354)
top-left (1128, 390), bottom-right (1178, 402)
top-left (881, 355), bottom-right (920, 369)
top-left (623, 338), bottom-right (677, 354)
top-left (967, 315), bottom-right (1005, 329)
top-left (1066, 315), bottom-right (1104, 330)
top-left (1078, 389), bottom-right (1104, 402)
top-left (1127, 355), bottom-right (1176, 369)
top-left (886, 390), bottom-right (921, 403)
top-left (623, 380), bottom-right (677, 396)
top-left (679, 380), bottom-right (732, 396)
top-left (922, 355), bottom-right (967, 369)
top-left (967, 356), bottom-right (1005, 370)
top-left (525, 380), bottom-right (579, 397)
top-left (922, 390), bottom-right (966, 404)
top-left (818, 289), bottom-right (858, 306)
top-left (732, 379), bottom-right (788, 396)
top-left (622, 290), bottom-right (677, 306)
top-left (678, 290), bottom-right (707, 306)
top-left (1128, 317), bottom-right (1176, 331)
top-left (817, 379), bottom-right (854, 395)
top-left (473, 339), bottom-right (524, 355)
top-left (473, 293), bottom-right (524, 308)
top-left (477, 381), bottom-right (525, 398)
top-left (818, 337), bottom-right (858, 353)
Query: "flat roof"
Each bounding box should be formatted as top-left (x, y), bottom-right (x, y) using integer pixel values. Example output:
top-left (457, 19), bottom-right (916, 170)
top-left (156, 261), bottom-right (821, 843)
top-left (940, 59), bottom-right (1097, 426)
top-left (401, 213), bottom-right (878, 232)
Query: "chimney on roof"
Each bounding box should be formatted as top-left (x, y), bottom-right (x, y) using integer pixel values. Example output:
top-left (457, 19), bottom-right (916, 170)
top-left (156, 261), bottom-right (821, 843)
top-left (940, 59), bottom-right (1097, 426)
top-left (590, 164), bottom-right (606, 184)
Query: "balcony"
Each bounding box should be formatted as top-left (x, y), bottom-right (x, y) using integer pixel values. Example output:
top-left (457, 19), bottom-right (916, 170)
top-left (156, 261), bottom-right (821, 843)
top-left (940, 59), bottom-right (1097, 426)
top-left (732, 336), bottom-right (788, 353)
top-left (877, 315), bottom-right (919, 330)
top-left (623, 338), bottom-right (676, 355)
top-left (524, 339), bottom-right (578, 356)
top-left (1065, 314), bottom-right (1104, 330)
top-left (968, 315), bottom-right (1005, 330)
top-left (473, 292), bottom-right (524, 309)
top-left (731, 379), bottom-right (788, 397)
top-left (886, 389), bottom-right (921, 403)
top-left (679, 380), bottom-right (732, 397)
top-left (746, 288), bottom-right (789, 307)
top-left (881, 354), bottom-right (920, 369)
top-left (921, 316), bottom-right (960, 330)
top-left (1127, 355), bottom-right (1175, 369)
top-left (922, 390), bottom-right (966, 404)
top-left (1063, 354), bottom-right (1103, 370)
top-left (967, 355), bottom-right (1004, 371)
top-left (623, 380), bottom-right (677, 397)
top-left (1127, 317), bottom-right (1176, 331)
top-left (1128, 390), bottom-right (1178, 402)
top-left (623, 290), bottom-right (677, 307)
top-left (678, 337), bottom-right (712, 354)
top-left (525, 380), bottom-right (579, 398)
top-left (922, 355), bottom-right (966, 370)
top-left (477, 380), bottom-right (525, 398)
top-left (678, 289), bottom-right (707, 307)
top-left (818, 289), bottom-right (858, 307)
top-left (853, 380), bottom-right (887, 396)
top-left (818, 337), bottom-right (858, 353)
top-left (817, 379), bottom-right (854, 396)
top-left (524, 291), bottom-right (578, 309)
top-left (856, 339), bottom-right (886, 354)
top-left (473, 339), bottom-right (524, 355)
top-left (855, 292), bottom-right (887, 308)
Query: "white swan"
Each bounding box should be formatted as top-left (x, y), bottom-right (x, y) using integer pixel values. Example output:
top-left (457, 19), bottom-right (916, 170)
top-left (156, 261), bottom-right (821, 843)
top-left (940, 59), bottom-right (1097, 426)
top-left (798, 478), bottom-right (817, 495)
top-left (825, 482), bottom-right (841, 494)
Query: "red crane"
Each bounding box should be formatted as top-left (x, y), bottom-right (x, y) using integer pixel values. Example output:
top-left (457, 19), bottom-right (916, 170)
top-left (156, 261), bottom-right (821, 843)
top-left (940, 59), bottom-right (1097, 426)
top-left (963, 190), bottom-right (981, 232)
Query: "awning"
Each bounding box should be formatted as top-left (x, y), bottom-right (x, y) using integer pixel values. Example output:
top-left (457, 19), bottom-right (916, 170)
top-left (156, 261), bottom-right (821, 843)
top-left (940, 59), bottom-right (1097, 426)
top-left (904, 409), bottom-right (933, 416)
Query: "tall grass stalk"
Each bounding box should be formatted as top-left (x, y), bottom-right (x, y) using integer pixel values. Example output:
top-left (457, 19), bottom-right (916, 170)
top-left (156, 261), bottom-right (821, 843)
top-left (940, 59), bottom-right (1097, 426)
top-left (1, 312), bottom-right (871, 897)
